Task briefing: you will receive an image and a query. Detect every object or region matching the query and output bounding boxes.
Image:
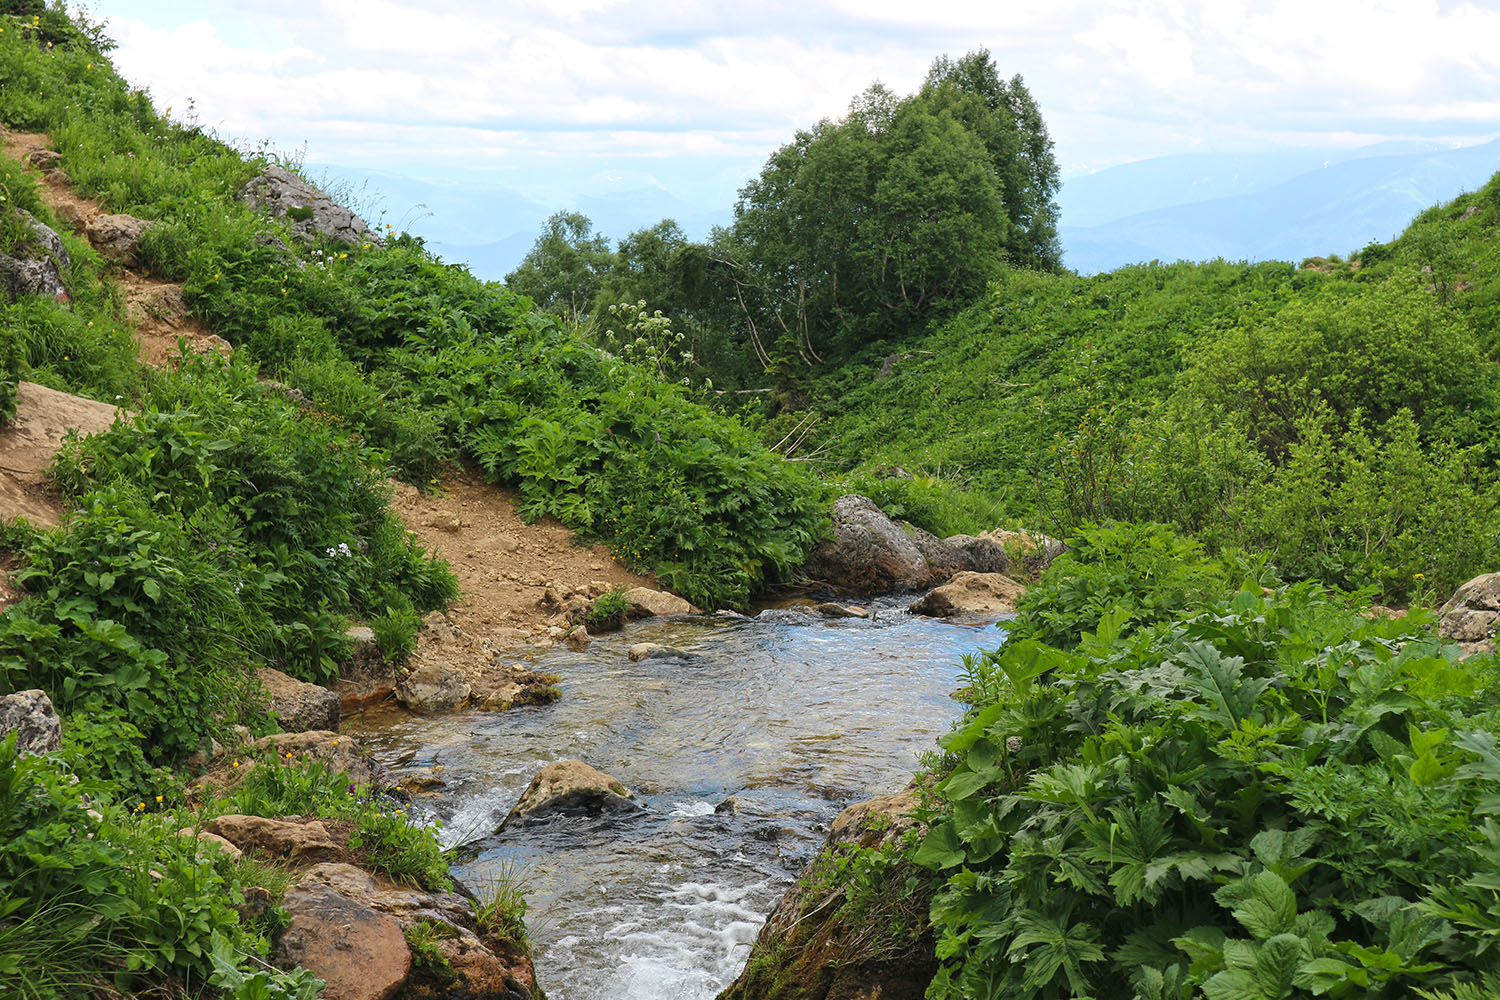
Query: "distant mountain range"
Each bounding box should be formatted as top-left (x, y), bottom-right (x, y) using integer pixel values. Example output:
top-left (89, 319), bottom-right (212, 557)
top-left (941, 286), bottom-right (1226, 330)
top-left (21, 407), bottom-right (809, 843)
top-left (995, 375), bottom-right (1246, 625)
top-left (316, 137), bottom-right (1500, 284)
top-left (1058, 139), bottom-right (1500, 274)
top-left (309, 163), bottom-right (732, 283)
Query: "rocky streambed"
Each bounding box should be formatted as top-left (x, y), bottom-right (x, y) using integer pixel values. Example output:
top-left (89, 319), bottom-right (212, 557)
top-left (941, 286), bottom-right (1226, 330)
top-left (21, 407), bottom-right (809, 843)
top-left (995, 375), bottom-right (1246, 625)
top-left (345, 598), bottom-right (1000, 999)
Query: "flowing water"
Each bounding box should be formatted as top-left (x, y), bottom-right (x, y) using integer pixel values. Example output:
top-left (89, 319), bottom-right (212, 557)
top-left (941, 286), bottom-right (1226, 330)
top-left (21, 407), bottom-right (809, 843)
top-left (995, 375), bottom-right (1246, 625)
top-left (345, 600), bottom-right (1000, 999)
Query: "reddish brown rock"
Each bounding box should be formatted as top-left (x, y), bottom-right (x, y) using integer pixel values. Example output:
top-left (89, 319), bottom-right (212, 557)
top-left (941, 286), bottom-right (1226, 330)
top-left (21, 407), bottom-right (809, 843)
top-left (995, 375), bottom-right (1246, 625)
top-left (274, 884), bottom-right (410, 1000)
top-left (292, 863), bottom-right (540, 999)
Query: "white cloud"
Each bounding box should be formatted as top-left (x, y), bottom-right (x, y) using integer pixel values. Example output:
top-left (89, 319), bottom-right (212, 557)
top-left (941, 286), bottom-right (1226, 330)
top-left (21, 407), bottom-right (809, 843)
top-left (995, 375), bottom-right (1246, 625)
top-left (100, 0), bottom-right (1500, 197)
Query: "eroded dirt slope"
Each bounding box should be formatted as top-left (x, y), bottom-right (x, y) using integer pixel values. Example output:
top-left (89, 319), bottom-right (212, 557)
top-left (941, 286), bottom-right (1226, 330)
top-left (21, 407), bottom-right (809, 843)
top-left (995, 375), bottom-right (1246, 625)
top-left (391, 468), bottom-right (655, 644)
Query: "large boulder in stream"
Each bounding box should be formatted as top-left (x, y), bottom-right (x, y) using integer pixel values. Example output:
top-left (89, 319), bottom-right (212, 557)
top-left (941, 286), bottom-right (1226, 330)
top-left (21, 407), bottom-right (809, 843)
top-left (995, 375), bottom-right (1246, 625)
top-left (909, 571), bottom-right (1027, 619)
top-left (802, 495), bottom-right (950, 594)
top-left (396, 659), bottom-right (472, 713)
top-left (499, 759), bottom-right (641, 829)
top-left (717, 788), bottom-right (935, 1000)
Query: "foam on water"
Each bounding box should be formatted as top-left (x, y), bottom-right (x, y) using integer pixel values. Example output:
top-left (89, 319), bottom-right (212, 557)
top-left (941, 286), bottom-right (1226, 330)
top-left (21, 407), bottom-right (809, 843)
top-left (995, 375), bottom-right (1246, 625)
top-left (347, 608), bottom-right (998, 998)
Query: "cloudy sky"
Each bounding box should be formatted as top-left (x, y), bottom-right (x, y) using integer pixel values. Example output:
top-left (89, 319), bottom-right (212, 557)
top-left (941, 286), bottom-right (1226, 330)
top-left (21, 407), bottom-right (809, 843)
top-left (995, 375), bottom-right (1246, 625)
top-left (98, 1), bottom-right (1500, 223)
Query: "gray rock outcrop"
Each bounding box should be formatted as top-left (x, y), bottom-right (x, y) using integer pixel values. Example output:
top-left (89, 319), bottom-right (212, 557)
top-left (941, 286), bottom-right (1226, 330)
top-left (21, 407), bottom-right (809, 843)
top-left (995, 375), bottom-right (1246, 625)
top-left (1, 209), bottom-right (69, 302)
top-left (256, 666), bottom-right (340, 733)
top-left (0, 689), bottom-right (62, 755)
top-left (909, 571), bottom-right (1027, 619)
top-left (240, 165), bottom-right (379, 245)
top-left (801, 495), bottom-right (946, 594)
top-left (904, 523), bottom-right (966, 581)
top-left (1440, 572), bottom-right (1500, 656)
top-left (85, 213), bottom-right (159, 265)
top-left (500, 759), bottom-right (641, 828)
top-left (944, 534), bottom-right (1012, 574)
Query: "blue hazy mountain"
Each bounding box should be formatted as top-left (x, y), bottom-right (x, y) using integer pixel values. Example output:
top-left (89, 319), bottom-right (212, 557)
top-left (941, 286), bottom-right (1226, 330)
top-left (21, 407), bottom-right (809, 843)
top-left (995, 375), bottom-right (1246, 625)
top-left (1059, 139), bottom-right (1500, 274)
top-left (311, 165), bottom-right (731, 282)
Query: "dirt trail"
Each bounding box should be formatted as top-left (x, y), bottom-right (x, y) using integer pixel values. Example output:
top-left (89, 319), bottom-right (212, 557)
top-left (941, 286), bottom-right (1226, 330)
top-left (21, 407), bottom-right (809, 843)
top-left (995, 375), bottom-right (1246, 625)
top-left (3, 130), bottom-right (229, 366)
top-left (0, 129), bottom-right (660, 644)
top-left (390, 468), bottom-right (656, 644)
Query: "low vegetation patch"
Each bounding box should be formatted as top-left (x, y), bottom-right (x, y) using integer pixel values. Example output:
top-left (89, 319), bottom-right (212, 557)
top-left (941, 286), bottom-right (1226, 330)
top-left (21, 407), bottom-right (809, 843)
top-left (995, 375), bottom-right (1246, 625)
top-left (917, 522), bottom-right (1500, 998)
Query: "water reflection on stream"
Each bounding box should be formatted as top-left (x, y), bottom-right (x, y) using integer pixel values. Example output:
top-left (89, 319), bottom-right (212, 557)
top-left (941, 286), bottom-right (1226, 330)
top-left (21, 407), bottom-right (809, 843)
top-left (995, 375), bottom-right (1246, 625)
top-left (345, 601), bottom-right (999, 999)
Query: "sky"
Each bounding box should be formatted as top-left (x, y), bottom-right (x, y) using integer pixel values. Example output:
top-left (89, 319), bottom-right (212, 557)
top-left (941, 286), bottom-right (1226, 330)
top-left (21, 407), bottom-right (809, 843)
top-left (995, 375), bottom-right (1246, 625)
top-left (93, 0), bottom-right (1500, 246)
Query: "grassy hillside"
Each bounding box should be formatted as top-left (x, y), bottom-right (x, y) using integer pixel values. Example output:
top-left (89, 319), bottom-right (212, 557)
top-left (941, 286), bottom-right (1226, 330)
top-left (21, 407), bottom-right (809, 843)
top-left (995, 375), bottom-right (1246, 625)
top-left (783, 174), bottom-right (1500, 601)
top-left (0, 7), bottom-right (822, 610)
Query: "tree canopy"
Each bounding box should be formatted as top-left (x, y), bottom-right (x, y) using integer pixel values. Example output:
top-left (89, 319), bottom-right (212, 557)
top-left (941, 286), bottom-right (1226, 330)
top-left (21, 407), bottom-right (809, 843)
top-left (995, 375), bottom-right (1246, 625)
top-left (504, 50), bottom-right (1061, 377)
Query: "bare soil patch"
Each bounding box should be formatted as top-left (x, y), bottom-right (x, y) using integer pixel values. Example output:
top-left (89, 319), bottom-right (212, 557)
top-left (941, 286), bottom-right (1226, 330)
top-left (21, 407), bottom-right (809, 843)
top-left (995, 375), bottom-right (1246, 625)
top-left (390, 466), bottom-right (656, 646)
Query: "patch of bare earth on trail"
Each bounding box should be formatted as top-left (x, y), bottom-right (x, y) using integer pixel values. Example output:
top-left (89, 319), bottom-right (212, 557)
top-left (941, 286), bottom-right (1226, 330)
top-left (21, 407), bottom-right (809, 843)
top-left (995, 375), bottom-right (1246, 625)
top-left (0, 382), bottom-right (123, 607)
top-left (3, 129), bottom-right (229, 367)
top-left (390, 466), bottom-right (657, 649)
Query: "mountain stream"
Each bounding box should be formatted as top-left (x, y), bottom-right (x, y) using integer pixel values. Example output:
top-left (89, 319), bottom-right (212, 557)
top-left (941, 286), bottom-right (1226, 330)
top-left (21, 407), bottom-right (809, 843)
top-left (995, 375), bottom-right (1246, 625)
top-left (345, 600), bottom-right (998, 999)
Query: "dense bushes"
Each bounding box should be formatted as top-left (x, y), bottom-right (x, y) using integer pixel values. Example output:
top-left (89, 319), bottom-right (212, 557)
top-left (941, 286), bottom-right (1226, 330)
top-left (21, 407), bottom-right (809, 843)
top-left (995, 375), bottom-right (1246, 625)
top-left (1043, 399), bottom-right (1500, 602)
top-left (918, 530), bottom-right (1500, 999)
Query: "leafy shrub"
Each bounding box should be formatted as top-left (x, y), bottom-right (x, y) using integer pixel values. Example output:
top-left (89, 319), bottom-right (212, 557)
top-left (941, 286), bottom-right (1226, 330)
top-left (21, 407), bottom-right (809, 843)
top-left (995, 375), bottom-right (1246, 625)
top-left (0, 733), bottom-right (285, 998)
top-left (61, 708), bottom-right (179, 803)
top-left (369, 603), bottom-right (421, 662)
top-left (50, 356), bottom-right (455, 682)
top-left (585, 586), bottom-right (630, 628)
top-left (0, 485), bottom-right (261, 759)
top-left (1184, 276), bottom-right (1500, 459)
top-left (1008, 521), bottom-right (1233, 649)
top-left (920, 580), bottom-right (1500, 999)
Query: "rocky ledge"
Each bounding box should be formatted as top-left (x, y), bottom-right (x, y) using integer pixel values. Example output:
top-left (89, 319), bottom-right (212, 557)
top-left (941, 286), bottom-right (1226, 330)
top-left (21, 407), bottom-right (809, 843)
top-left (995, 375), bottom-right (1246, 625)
top-left (191, 816), bottom-right (540, 1000)
top-left (717, 788), bottom-right (936, 1000)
